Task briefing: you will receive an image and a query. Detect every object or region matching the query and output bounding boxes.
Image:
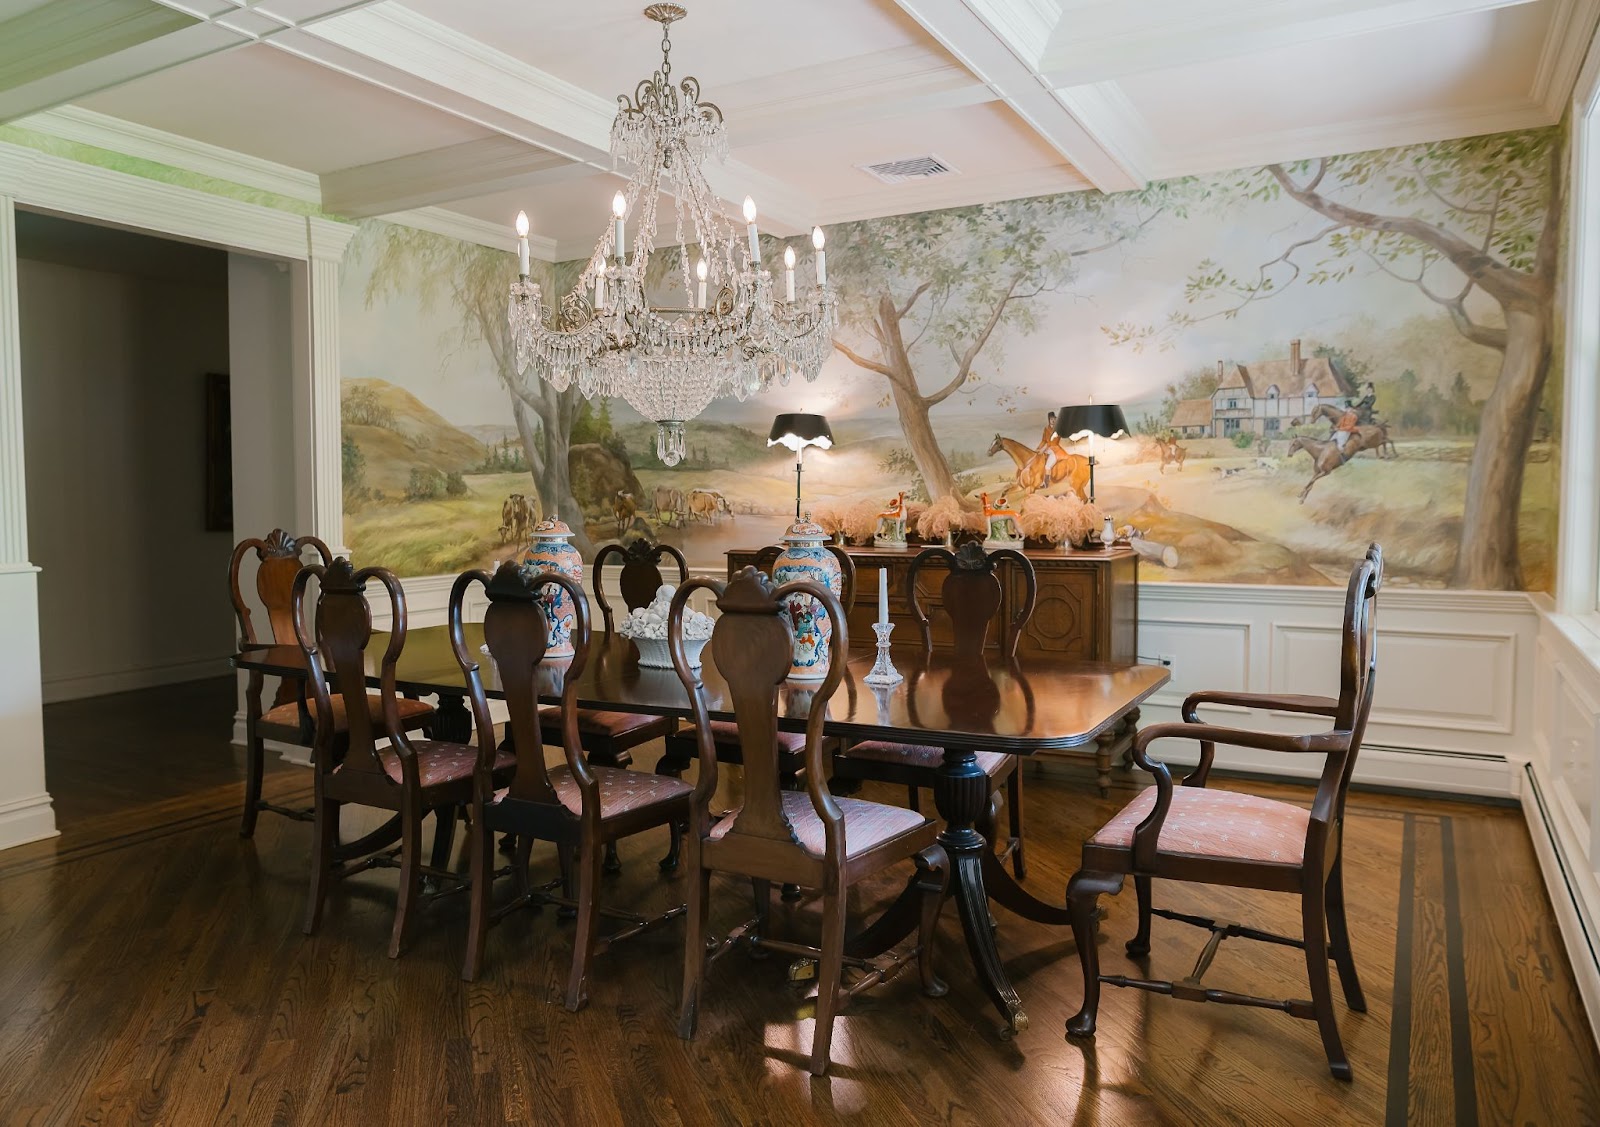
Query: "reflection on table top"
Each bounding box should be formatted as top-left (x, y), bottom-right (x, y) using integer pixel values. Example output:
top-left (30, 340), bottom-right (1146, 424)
top-left (235, 626), bottom-right (1168, 755)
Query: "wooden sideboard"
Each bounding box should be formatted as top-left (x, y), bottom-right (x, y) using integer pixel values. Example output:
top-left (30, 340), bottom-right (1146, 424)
top-left (725, 543), bottom-right (1142, 791)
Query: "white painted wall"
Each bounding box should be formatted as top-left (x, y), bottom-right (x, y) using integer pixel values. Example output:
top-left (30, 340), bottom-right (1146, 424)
top-left (19, 251), bottom-right (234, 701)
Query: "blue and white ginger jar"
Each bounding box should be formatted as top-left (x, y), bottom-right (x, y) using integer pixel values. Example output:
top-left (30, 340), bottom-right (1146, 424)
top-left (772, 516), bottom-right (843, 681)
top-left (522, 517), bottom-right (583, 658)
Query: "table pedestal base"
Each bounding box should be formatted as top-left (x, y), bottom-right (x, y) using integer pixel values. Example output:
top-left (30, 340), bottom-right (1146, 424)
top-left (848, 746), bottom-right (1077, 1034)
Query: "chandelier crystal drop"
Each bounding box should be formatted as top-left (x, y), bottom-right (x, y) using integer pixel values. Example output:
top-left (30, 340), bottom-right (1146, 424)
top-left (507, 3), bottom-right (837, 466)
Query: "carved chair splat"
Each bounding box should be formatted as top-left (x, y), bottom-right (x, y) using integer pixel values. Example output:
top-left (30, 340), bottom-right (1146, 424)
top-left (229, 528), bottom-right (434, 838)
top-left (293, 558), bottom-right (495, 959)
top-left (1065, 544), bottom-right (1383, 1080)
top-left (670, 566), bottom-right (948, 1076)
top-left (449, 562), bottom-right (692, 1004)
top-left (834, 541), bottom-right (1037, 878)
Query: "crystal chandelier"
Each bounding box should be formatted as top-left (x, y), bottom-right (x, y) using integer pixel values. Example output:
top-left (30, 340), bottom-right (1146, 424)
top-left (507, 3), bottom-right (837, 466)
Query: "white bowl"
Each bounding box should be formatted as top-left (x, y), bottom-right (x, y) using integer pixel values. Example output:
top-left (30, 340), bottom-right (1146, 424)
top-left (628, 634), bottom-right (707, 669)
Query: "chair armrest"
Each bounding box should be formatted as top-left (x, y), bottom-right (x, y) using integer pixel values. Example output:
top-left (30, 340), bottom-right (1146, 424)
top-left (1183, 690), bottom-right (1339, 721)
top-left (1125, 722), bottom-right (1346, 869)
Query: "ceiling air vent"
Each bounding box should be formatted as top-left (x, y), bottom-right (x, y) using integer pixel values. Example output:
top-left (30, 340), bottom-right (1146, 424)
top-left (858, 154), bottom-right (959, 185)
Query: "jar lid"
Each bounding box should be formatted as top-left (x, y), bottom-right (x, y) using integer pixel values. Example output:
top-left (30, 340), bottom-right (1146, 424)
top-left (532, 518), bottom-right (572, 537)
top-left (782, 517), bottom-right (827, 540)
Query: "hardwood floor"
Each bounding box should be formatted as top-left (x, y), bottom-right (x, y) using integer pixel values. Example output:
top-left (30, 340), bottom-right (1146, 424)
top-left (4, 678), bottom-right (1597, 1125)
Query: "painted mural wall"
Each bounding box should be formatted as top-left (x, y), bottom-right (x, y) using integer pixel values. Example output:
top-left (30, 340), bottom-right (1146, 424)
top-left (340, 127), bottom-right (1562, 591)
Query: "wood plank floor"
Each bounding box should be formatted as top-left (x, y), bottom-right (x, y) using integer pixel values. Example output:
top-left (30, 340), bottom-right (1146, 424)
top-left (2, 678), bottom-right (1597, 1125)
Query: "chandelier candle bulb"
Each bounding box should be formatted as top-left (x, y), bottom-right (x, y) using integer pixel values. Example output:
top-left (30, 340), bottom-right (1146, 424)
top-left (695, 257), bottom-right (707, 308)
top-left (812, 226), bottom-right (826, 287)
top-left (743, 196), bottom-right (759, 265)
top-left (783, 245), bottom-right (796, 302)
top-left (514, 211), bottom-right (530, 277)
top-left (612, 191), bottom-right (626, 262)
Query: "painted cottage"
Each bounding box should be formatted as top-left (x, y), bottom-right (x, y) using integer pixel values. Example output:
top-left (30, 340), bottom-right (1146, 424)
top-left (1172, 339), bottom-right (1356, 438)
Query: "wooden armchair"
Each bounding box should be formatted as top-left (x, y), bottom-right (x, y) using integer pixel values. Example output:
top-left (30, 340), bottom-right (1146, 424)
top-left (833, 541), bottom-right (1036, 878)
top-left (293, 558), bottom-right (506, 958)
top-left (230, 528), bottom-right (434, 838)
top-left (669, 567), bottom-right (947, 1076)
top-left (654, 541), bottom-right (856, 871)
top-left (1066, 544), bottom-right (1382, 1080)
top-left (448, 562), bottom-right (692, 1005)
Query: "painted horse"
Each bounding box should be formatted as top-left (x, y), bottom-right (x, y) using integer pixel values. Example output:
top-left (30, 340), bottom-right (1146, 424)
top-left (1296, 403), bottom-right (1398, 460)
top-left (1157, 437), bottom-right (1186, 474)
top-left (1288, 434), bottom-right (1381, 503)
top-left (987, 433), bottom-right (1092, 500)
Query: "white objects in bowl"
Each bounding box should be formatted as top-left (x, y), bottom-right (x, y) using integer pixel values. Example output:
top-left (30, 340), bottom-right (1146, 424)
top-left (617, 584), bottom-right (714, 668)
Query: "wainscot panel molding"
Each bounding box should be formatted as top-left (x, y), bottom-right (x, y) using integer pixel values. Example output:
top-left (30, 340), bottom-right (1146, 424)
top-left (1529, 609), bottom-right (1600, 1046)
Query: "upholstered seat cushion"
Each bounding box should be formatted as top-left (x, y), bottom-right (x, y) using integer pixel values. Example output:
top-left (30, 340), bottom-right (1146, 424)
top-left (512, 764), bottom-right (693, 819)
top-left (844, 740), bottom-right (1011, 777)
top-left (372, 739), bottom-right (514, 789)
top-left (539, 706), bottom-right (674, 743)
top-left (1089, 787), bottom-right (1310, 865)
top-left (709, 791), bottom-right (929, 859)
top-left (703, 719), bottom-right (808, 754)
top-left (262, 693), bottom-right (433, 731)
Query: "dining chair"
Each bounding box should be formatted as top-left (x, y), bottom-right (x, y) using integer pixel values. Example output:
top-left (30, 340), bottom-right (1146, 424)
top-left (230, 528), bottom-right (434, 838)
top-left (655, 541), bottom-right (855, 812)
top-left (669, 566), bottom-right (948, 1077)
top-left (537, 539), bottom-right (687, 873)
top-left (293, 557), bottom-right (508, 958)
top-left (654, 542), bottom-right (857, 882)
top-left (448, 562), bottom-right (692, 1005)
top-left (832, 541), bottom-right (1036, 878)
top-left (1065, 544), bottom-right (1382, 1080)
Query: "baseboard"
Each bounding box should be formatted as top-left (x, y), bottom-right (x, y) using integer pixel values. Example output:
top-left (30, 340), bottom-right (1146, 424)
top-left (1521, 762), bottom-right (1600, 1052)
top-left (43, 655), bottom-right (234, 704)
top-left (0, 792), bottom-right (58, 850)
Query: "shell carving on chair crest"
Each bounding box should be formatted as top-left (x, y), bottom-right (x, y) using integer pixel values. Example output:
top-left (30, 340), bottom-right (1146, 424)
top-left (259, 528), bottom-right (298, 559)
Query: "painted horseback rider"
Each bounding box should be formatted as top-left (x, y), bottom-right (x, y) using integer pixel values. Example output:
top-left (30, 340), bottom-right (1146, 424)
top-left (1352, 380), bottom-right (1379, 425)
top-left (1330, 383), bottom-right (1378, 459)
top-left (1035, 410), bottom-right (1068, 477)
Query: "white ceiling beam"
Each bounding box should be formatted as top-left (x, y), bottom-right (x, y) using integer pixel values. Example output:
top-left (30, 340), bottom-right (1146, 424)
top-left (1039, 0), bottom-right (1539, 86)
top-left (270, 4), bottom-right (820, 234)
top-left (721, 44), bottom-right (998, 147)
top-left (0, 0), bottom-right (386, 124)
top-left (892, 0), bottom-right (1145, 191)
top-left (321, 136), bottom-right (582, 218)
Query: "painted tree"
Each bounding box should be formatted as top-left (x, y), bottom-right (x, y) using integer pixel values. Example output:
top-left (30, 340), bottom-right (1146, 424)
top-left (1105, 129), bottom-right (1561, 589)
top-left (362, 225), bottom-right (594, 553)
top-left (826, 190), bottom-right (1173, 500)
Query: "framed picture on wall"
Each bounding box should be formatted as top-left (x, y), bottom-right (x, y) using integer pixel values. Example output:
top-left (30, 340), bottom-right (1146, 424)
top-left (204, 372), bottom-right (233, 532)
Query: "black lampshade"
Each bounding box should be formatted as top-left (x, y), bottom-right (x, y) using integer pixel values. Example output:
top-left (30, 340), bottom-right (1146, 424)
top-left (1056, 403), bottom-right (1128, 441)
top-left (768, 412), bottom-right (834, 452)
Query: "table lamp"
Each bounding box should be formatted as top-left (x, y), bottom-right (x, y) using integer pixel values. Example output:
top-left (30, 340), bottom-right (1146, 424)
top-left (768, 412), bottom-right (833, 519)
top-left (1056, 403), bottom-right (1128, 504)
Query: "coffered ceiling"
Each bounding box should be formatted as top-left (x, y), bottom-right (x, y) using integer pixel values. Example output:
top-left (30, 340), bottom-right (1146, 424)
top-left (1, 0), bottom-right (1594, 259)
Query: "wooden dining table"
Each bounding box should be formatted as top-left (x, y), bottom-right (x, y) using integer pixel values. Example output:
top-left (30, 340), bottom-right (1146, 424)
top-left (234, 627), bottom-right (1167, 1034)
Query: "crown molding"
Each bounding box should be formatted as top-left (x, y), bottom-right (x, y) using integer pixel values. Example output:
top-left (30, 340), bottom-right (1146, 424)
top-left (1146, 97), bottom-right (1557, 181)
top-left (384, 206), bottom-right (556, 259)
top-left (11, 104), bottom-right (322, 202)
top-left (1531, 0), bottom-right (1600, 116)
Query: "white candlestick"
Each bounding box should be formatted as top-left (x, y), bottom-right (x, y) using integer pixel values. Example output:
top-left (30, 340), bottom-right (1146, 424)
top-left (878, 567), bottom-right (888, 626)
top-left (695, 258), bottom-right (707, 309)
top-left (783, 246), bottom-right (796, 302)
top-left (515, 211), bottom-right (530, 276)
top-left (612, 191), bottom-right (627, 263)
top-left (812, 226), bottom-right (827, 287)
top-left (743, 196), bottom-right (760, 266)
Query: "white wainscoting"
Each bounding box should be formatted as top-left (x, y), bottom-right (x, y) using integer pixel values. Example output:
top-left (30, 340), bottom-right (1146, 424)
top-left (1528, 610), bottom-right (1600, 1039)
top-left (1133, 582), bottom-right (1536, 798)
